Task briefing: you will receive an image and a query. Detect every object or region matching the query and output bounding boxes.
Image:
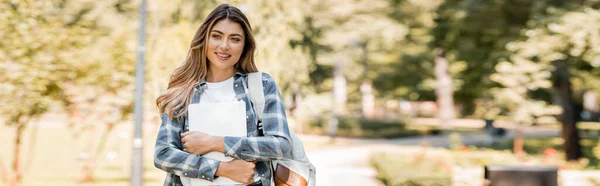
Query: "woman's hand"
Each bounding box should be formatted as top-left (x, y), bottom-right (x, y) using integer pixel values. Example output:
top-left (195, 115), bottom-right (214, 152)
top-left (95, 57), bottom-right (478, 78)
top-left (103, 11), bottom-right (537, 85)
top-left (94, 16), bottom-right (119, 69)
top-left (216, 159), bottom-right (256, 184)
top-left (181, 131), bottom-right (224, 155)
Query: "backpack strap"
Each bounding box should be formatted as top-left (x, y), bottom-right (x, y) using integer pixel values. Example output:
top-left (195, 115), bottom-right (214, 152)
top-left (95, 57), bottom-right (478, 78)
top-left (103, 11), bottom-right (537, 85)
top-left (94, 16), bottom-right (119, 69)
top-left (247, 72), bottom-right (277, 175)
top-left (247, 72), bottom-right (314, 185)
top-left (248, 72), bottom-right (265, 122)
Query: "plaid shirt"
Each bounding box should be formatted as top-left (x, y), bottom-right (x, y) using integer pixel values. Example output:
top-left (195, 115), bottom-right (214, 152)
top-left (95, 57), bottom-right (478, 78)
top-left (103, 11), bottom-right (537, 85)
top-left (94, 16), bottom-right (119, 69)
top-left (154, 71), bottom-right (292, 186)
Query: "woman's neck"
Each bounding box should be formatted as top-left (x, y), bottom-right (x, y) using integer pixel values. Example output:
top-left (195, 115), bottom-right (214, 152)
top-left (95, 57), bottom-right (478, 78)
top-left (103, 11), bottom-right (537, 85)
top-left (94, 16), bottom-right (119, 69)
top-left (206, 68), bottom-right (235, 83)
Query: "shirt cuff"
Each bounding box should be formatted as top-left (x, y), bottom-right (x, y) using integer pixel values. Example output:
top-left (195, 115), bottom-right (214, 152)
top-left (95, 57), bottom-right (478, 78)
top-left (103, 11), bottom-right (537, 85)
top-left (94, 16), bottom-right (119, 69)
top-left (224, 136), bottom-right (243, 159)
top-left (197, 157), bottom-right (220, 181)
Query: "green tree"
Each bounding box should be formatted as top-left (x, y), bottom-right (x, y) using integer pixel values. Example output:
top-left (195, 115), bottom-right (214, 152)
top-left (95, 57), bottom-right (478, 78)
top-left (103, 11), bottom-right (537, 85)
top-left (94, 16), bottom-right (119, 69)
top-left (295, 0), bottom-right (409, 115)
top-left (432, 0), bottom-right (559, 114)
top-left (0, 1), bottom-right (97, 185)
top-left (491, 6), bottom-right (600, 160)
top-left (374, 0), bottom-right (445, 117)
top-left (0, 0), bottom-right (142, 184)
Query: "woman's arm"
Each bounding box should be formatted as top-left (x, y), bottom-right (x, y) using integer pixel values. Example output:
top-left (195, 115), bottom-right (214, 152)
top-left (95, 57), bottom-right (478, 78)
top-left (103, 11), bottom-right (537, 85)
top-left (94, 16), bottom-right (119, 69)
top-left (222, 73), bottom-right (292, 161)
top-left (153, 113), bottom-right (221, 181)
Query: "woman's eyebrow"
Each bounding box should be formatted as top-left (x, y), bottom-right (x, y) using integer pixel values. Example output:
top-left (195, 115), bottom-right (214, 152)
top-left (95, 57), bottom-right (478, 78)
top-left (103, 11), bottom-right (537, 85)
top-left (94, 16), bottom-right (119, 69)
top-left (211, 30), bottom-right (243, 38)
top-left (210, 30), bottom-right (224, 34)
top-left (230, 33), bottom-right (243, 38)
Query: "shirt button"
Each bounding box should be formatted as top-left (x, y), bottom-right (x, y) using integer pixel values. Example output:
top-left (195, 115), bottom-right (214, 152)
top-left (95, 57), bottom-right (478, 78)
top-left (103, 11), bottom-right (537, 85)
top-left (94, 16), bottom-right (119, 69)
top-left (184, 173), bottom-right (188, 176)
top-left (235, 84), bottom-right (238, 87)
top-left (201, 175), bottom-right (205, 178)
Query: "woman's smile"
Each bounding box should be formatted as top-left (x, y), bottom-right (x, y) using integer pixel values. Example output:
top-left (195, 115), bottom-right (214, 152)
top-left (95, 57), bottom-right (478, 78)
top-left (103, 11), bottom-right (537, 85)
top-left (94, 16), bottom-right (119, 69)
top-left (215, 52), bottom-right (231, 60)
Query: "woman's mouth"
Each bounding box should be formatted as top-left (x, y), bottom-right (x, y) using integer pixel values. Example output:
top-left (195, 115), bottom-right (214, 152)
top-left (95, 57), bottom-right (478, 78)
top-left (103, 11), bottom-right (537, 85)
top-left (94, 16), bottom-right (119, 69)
top-left (216, 52), bottom-right (231, 60)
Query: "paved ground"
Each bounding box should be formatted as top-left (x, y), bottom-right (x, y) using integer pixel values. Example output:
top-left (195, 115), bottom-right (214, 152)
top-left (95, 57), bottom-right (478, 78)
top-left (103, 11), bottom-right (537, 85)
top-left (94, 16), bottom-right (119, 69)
top-left (307, 146), bottom-right (385, 186)
top-left (301, 128), bottom-right (561, 186)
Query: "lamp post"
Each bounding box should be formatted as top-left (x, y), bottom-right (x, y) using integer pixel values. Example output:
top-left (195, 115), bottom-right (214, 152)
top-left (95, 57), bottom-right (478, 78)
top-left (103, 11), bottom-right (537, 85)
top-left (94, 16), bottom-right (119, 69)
top-left (131, 0), bottom-right (146, 185)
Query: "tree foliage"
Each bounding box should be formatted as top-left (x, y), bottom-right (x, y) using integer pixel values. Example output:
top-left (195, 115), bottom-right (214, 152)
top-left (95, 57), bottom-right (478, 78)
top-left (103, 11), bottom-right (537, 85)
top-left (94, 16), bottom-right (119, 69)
top-left (2, 1), bottom-right (600, 184)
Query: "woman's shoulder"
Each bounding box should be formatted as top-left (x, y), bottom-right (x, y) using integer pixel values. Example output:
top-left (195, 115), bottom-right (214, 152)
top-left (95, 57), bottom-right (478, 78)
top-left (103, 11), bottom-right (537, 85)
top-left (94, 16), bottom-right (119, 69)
top-left (258, 72), bottom-right (279, 89)
top-left (259, 72), bottom-right (274, 81)
top-left (161, 111), bottom-right (186, 123)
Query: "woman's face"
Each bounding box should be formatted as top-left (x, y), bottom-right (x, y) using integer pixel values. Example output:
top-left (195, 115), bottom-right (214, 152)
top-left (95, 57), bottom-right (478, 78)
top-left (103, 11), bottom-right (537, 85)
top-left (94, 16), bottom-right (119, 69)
top-left (206, 18), bottom-right (245, 72)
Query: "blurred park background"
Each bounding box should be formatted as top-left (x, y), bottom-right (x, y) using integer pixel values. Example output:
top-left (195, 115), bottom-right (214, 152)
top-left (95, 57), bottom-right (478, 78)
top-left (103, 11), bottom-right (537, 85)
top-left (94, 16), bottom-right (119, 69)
top-left (1, 0), bottom-right (600, 185)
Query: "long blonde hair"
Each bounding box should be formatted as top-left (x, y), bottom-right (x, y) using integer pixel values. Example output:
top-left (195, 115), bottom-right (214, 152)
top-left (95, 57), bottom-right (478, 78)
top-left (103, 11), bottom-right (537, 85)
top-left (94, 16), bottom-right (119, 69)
top-left (156, 4), bottom-right (258, 119)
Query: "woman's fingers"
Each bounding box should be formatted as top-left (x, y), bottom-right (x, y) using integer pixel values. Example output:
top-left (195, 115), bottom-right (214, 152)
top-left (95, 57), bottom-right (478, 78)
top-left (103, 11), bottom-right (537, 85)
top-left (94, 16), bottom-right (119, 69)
top-left (247, 178), bottom-right (254, 184)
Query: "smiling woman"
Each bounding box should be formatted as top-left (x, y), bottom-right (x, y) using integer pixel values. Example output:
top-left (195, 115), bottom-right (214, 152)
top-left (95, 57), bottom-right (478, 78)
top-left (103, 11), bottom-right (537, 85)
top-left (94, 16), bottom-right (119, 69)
top-left (205, 19), bottom-right (246, 81)
top-left (153, 3), bottom-right (294, 186)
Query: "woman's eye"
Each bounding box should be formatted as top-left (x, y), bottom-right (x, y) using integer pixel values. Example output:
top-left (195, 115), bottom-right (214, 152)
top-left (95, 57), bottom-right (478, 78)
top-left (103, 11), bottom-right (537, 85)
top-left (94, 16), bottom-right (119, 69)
top-left (231, 38), bottom-right (241, 42)
top-left (212, 34), bottom-right (221, 39)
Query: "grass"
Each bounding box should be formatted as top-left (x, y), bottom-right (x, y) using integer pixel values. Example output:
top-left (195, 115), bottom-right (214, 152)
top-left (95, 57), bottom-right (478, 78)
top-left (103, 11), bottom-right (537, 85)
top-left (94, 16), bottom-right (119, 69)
top-left (0, 118), bottom-right (330, 186)
top-left (304, 117), bottom-right (446, 139)
top-left (369, 148), bottom-right (526, 186)
top-left (485, 137), bottom-right (600, 169)
top-left (370, 150), bottom-right (454, 186)
top-left (370, 145), bottom-right (600, 186)
top-left (0, 121), bottom-right (166, 186)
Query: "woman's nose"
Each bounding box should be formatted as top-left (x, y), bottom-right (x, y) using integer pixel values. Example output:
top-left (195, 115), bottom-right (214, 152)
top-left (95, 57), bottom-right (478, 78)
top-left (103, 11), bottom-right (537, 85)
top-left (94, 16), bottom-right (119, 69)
top-left (219, 40), bottom-right (229, 50)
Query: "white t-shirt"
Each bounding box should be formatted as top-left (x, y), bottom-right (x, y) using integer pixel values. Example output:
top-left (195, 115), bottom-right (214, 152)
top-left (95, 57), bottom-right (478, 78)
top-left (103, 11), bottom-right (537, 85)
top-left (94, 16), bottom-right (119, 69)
top-left (182, 76), bottom-right (239, 186)
top-left (200, 76), bottom-right (237, 104)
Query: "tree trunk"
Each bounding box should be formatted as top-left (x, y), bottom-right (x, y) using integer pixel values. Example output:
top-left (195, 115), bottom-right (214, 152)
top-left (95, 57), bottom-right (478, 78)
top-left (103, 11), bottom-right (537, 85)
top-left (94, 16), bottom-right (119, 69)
top-left (333, 57), bottom-right (347, 115)
top-left (293, 86), bottom-right (304, 134)
top-left (78, 123), bottom-right (116, 183)
top-left (583, 91), bottom-right (598, 112)
top-left (78, 161), bottom-right (95, 183)
top-left (0, 158), bottom-right (6, 185)
top-left (434, 48), bottom-right (456, 127)
top-left (11, 124), bottom-right (25, 186)
top-left (329, 57), bottom-right (347, 138)
top-left (288, 83), bottom-right (303, 133)
top-left (513, 127), bottom-right (524, 156)
top-left (361, 81), bottom-right (375, 119)
top-left (552, 61), bottom-right (582, 161)
top-left (359, 41), bottom-right (375, 119)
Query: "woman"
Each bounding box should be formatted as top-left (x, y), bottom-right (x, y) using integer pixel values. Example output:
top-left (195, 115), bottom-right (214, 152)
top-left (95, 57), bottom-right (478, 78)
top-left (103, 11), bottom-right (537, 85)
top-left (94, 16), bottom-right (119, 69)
top-left (154, 4), bottom-right (292, 186)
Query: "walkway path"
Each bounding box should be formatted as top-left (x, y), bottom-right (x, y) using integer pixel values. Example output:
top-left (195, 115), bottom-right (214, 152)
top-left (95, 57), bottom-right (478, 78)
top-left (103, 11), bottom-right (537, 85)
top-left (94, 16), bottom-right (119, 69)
top-left (301, 128), bottom-right (561, 186)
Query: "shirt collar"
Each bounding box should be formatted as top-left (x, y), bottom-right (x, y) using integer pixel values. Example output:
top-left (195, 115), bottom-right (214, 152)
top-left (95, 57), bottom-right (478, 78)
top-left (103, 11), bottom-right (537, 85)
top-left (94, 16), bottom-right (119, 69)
top-left (195, 70), bottom-right (249, 88)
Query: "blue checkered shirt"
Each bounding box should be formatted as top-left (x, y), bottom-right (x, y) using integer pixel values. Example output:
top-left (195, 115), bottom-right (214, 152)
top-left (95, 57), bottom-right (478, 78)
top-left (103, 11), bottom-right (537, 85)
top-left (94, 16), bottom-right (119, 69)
top-left (154, 71), bottom-right (292, 186)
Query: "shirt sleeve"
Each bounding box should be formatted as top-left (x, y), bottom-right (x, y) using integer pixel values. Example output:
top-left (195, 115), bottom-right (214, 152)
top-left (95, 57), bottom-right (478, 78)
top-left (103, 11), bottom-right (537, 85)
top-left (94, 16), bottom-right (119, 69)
top-left (154, 113), bottom-right (220, 181)
top-left (223, 73), bottom-right (292, 161)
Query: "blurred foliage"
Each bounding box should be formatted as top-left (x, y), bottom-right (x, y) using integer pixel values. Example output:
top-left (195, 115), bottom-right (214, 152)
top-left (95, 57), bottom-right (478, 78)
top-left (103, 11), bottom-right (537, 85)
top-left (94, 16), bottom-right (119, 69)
top-left (490, 6), bottom-right (600, 125)
top-left (0, 0), bottom-right (139, 183)
top-left (433, 0), bottom-right (600, 117)
top-left (488, 137), bottom-right (600, 169)
top-left (371, 144), bottom-right (592, 186)
top-left (374, 0), bottom-right (442, 101)
top-left (0, 1), bottom-right (95, 126)
top-left (305, 116), bottom-right (439, 138)
top-left (2, 0), bottom-right (600, 184)
top-left (448, 132), bottom-right (464, 150)
top-left (3, 0), bottom-right (600, 128)
top-left (371, 151), bottom-right (452, 186)
top-left (0, 0), bottom-right (138, 127)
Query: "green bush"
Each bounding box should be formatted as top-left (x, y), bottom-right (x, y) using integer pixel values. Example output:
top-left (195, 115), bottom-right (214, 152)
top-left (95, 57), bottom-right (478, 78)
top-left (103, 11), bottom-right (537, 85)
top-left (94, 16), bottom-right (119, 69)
top-left (370, 151), bottom-right (452, 186)
top-left (304, 116), bottom-right (440, 138)
top-left (486, 137), bottom-right (600, 169)
top-left (370, 149), bottom-right (540, 186)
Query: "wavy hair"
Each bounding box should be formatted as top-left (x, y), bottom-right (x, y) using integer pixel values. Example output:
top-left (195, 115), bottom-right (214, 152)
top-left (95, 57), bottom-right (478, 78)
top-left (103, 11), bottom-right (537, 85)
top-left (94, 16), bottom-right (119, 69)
top-left (156, 4), bottom-right (258, 119)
